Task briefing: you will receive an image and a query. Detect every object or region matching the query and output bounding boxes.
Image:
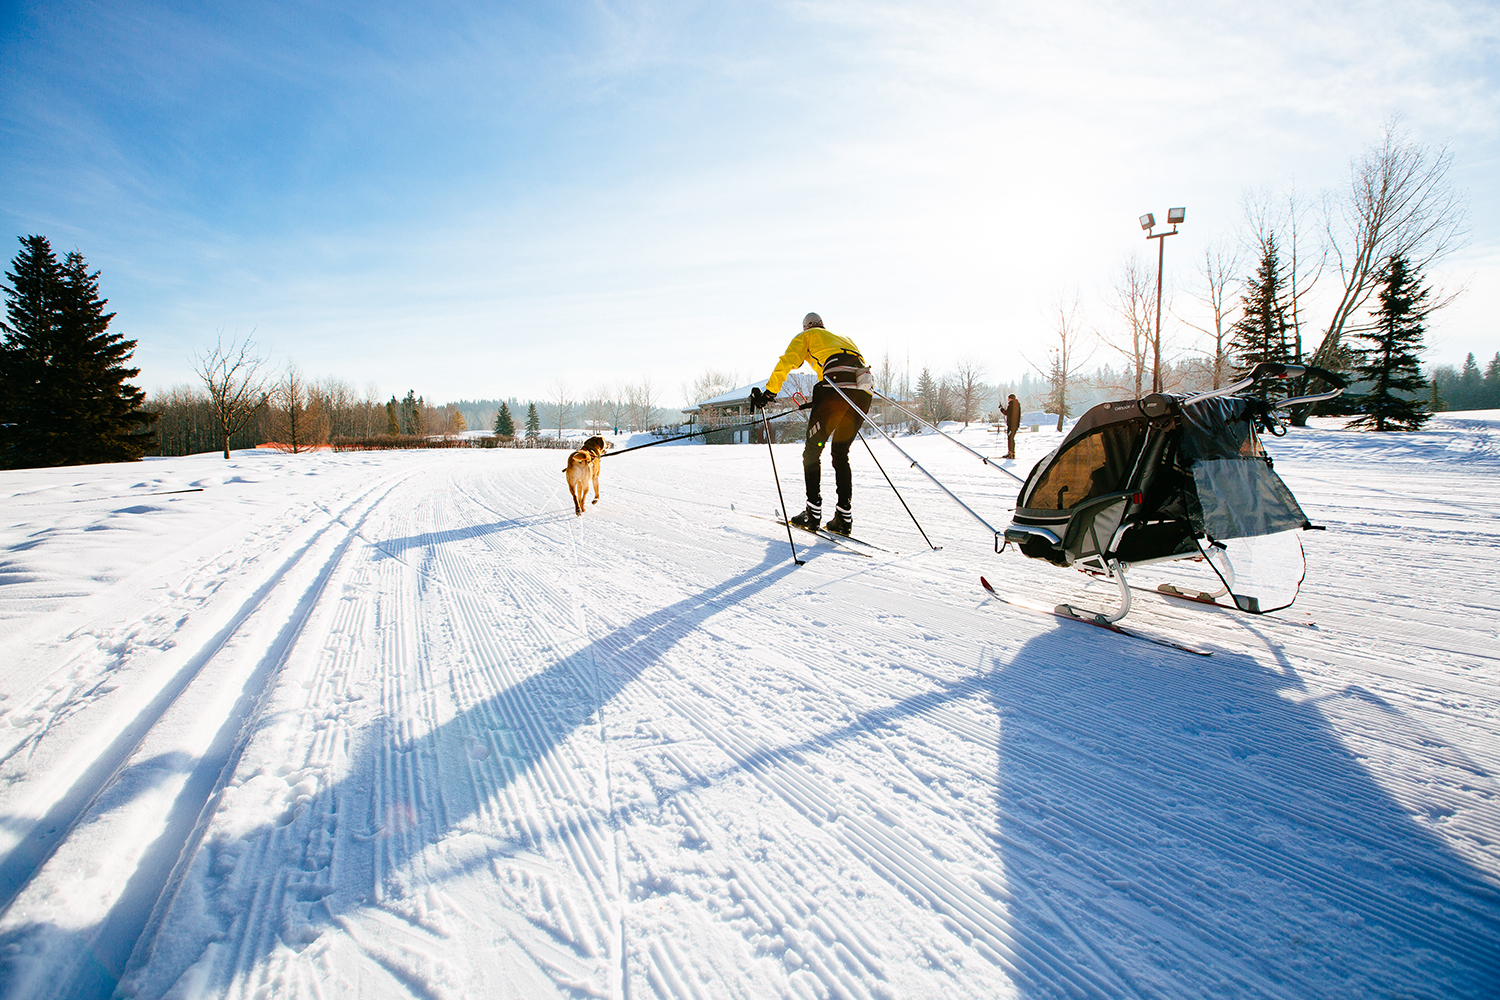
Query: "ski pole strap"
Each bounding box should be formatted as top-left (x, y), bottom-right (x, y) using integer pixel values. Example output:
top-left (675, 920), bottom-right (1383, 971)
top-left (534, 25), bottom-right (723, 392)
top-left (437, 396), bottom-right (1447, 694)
top-left (871, 389), bottom-right (1026, 484)
top-left (603, 407), bottom-right (801, 457)
top-left (823, 381), bottom-right (1001, 539)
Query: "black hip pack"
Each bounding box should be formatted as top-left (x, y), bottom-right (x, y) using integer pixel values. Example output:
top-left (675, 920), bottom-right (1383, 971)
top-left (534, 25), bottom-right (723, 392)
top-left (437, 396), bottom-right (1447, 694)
top-left (822, 352), bottom-right (873, 389)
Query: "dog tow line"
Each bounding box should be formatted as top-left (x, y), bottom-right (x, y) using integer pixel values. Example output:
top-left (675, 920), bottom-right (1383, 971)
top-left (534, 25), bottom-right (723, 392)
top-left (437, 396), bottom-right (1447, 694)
top-left (601, 409), bottom-right (803, 458)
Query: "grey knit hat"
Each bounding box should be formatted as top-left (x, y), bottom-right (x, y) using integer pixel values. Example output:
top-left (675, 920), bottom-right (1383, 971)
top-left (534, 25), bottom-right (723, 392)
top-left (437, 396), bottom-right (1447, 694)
top-left (803, 312), bottom-right (824, 330)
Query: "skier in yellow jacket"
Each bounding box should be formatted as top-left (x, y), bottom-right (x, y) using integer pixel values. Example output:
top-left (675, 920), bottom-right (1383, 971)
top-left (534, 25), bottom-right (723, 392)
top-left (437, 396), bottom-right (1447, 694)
top-left (749, 313), bottom-right (872, 536)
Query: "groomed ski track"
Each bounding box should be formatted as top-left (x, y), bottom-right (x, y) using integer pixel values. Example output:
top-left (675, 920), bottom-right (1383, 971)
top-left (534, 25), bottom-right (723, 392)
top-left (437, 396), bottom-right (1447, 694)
top-left (0, 418), bottom-right (1497, 999)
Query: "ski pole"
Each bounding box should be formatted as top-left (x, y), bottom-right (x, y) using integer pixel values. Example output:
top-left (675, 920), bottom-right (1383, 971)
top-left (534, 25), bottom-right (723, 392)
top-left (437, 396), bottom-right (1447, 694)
top-left (759, 407), bottom-right (803, 566)
top-left (870, 389), bottom-right (1027, 484)
top-left (825, 381), bottom-right (1002, 540)
top-left (858, 430), bottom-right (939, 550)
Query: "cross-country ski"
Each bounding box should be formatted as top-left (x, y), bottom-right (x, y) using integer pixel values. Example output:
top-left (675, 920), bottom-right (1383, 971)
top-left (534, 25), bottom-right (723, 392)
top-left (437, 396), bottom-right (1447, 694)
top-left (979, 575), bottom-right (1214, 656)
top-left (777, 515), bottom-right (890, 554)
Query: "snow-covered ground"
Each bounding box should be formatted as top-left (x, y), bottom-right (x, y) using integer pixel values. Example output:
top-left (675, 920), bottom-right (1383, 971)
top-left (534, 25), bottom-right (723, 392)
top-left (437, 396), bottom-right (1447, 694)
top-left (1, 414), bottom-right (1497, 1000)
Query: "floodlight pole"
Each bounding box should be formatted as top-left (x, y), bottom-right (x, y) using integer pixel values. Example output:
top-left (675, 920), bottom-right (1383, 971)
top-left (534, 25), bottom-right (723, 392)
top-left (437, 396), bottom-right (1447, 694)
top-left (1142, 209), bottom-right (1185, 394)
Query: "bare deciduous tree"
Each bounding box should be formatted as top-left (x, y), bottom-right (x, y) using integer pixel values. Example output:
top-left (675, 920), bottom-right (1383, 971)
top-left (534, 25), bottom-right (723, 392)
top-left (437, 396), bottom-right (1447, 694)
top-left (1280, 184), bottom-right (1324, 366)
top-left (147, 384), bottom-right (220, 457)
top-left (1179, 239), bottom-right (1243, 390)
top-left (1242, 183), bottom-right (1325, 370)
top-left (1028, 297), bottom-right (1093, 431)
top-left (193, 333), bottom-right (269, 459)
top-left (428, 402), bottom-right (464, 436)
top-left (550, 379), bottom-right (572, 439)
top-left (313, 376), bottom-right (354, 440)
top-left (870, 352), bottom-right (899, 428)
top-left (586, 384), bottom-right (613, 435)
top-left (875, 353), bottom-right (896, 397)
top-left (311, 376), bottom-right (386, 442)
top-left (951, 357), bottom-right (988, 426)
top-left (1313, 120), bottom-right (1469, 370)
top-left (608, 382), bottom-right (630, 434)
top-left (627, 378), bottom-right (658, 432)
top-left (269, 362), bottom-right (326, 453)
top-left (360, 382), bottom-right (385, 437)
top-left (688, 368), bottom-right (739, 407)
top-left (1102, 253), bottom-right (1154, 396)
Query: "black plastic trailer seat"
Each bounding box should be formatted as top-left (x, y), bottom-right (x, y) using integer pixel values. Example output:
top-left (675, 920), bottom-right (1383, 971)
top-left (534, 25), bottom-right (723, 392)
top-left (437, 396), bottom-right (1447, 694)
top-left (1008, 393), bottom-right (1187, 569)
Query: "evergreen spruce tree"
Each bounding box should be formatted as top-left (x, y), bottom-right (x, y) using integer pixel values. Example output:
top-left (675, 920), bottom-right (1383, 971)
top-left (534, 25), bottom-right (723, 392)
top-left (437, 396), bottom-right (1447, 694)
top-left (1044, 353), bottom-right (1071, 432)
top-left (1429, 377), bottom-right (1444, 414)
top-left (398, 390), bottom-right (423, 435)
top-left (385, 397), bottom-right (400, 435)
top-left (1484, 352), bottom-right (1500, 409)
top-left (0, 236), bottom-right (156, 468)
top-left (915, 367), bottom-right (938, 421)
top-left (1230, 235), bottom-right (1296, 396)
top-left (59, 250), bottom-right (157, 462)
top-left (493, 401), bottom-right (515, 437)
top-left (1455, 352), bottom-right (1481, 411)
top-left (934, 377), bottom-right (954, 423)
top-left (0, 236), bottom-right (61, 467)
top-left (1345, 254), bottom-right (1432, 432)
top-left (525, 402), bottom-right (540, 440)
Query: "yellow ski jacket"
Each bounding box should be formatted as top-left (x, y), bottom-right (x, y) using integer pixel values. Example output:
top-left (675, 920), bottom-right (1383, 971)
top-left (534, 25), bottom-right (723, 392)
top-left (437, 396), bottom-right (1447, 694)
top-left (765, 327), bottom-right (864, 395)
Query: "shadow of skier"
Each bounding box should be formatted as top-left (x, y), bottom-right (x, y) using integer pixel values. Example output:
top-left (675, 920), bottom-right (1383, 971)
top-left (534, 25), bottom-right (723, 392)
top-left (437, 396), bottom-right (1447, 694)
top-left (12, 542), bottom-right (797, 999)
top-left (985, 624), bottom-right (1500, 999)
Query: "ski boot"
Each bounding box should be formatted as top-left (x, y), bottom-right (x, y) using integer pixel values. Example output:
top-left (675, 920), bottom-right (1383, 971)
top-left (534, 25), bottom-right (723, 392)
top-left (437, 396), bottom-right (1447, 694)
top-left (788, 505), bottom-right (821, 530)
top-left (825, 509), bottom-right (853, 536)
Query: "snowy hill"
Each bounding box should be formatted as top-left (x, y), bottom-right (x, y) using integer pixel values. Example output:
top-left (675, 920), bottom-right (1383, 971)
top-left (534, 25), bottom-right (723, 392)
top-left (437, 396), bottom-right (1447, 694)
top-left (1, 415), bottom-right (1497, 998)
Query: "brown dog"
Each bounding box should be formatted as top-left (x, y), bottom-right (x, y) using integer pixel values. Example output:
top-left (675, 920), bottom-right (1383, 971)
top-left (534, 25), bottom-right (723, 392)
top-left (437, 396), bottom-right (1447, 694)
top-left (564, 435), bottom-right (613, 515)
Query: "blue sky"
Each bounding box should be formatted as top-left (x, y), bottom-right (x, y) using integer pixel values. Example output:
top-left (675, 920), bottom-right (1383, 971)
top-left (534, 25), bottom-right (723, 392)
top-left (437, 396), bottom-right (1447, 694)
top-left (3, 0), bottom-right (1497, 406)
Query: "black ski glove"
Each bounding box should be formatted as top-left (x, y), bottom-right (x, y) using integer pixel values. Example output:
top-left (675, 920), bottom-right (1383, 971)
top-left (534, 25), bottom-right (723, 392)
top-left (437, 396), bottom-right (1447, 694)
top-left (750, 387), bottom-right (776, 411)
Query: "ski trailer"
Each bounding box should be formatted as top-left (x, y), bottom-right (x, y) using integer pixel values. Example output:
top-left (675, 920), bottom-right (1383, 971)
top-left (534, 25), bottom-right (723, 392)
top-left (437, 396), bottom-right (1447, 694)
top-left (1000, 362), bottom-right (1345, 623)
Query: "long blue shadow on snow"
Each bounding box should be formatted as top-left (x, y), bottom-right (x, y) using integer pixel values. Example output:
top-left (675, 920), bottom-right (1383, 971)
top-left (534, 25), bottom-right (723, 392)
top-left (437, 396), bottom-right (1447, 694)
top-left (673, 619), bottom-right (1500, 998)
top-left (371, 509), bottom-right (577, 554)
top-left (18, 538), bottom-right (797, 999)
top-left (985, 625), bottom-right (1500, 999)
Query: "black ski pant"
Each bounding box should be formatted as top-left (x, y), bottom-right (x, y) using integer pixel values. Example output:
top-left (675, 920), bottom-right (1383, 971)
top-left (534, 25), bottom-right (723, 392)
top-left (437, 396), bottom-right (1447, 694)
top-left (803, 381), bottom-right (872, 514)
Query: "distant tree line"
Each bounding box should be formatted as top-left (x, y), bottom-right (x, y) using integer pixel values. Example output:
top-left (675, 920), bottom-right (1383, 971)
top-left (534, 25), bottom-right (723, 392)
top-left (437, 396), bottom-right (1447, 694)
top-left (1429, 353), bottom-right (1500, 412)
top-left (150, 368), bottom-right (471, 457)
top-left (450, 380), bottom-right (671, 440)
top-left (154, 333), bottom-right (684, 457)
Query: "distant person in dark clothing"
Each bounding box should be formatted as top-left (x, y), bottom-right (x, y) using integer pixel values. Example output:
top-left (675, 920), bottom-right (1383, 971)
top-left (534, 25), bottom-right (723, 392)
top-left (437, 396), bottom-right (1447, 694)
top-left (1004, 393), bottom-right (1022, 459)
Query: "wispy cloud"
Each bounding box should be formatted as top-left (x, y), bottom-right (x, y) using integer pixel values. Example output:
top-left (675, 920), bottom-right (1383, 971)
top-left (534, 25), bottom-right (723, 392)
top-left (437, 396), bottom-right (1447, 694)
top-left (3, 0), bottom-right (1496, 401)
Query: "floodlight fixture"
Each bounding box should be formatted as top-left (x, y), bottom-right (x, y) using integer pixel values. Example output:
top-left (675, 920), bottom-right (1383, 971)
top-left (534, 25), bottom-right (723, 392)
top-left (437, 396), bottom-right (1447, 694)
top-left (1141, 204), bottom-right (1187, 393)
